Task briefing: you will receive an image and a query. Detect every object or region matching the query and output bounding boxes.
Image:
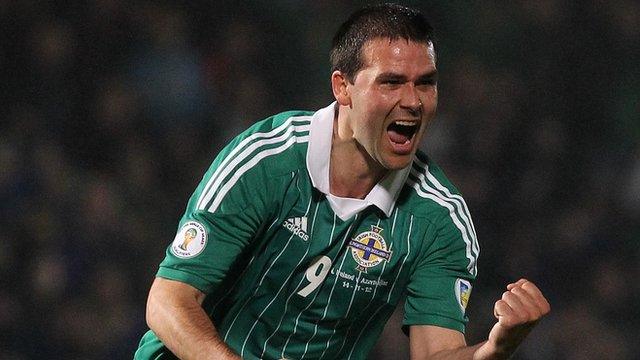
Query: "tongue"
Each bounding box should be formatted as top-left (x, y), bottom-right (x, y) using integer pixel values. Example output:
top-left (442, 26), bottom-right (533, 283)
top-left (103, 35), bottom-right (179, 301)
top-left (388, 129), bottom-right (409, 144)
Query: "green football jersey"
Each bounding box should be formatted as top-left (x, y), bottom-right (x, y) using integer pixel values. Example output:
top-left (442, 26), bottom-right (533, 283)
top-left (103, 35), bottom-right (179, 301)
top-left (135, 103), bottom-right (479, 360)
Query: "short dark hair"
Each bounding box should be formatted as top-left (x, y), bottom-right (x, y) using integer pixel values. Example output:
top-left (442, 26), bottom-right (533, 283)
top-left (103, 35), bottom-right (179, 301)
top-left (330, 3), bottom-right (435, 82)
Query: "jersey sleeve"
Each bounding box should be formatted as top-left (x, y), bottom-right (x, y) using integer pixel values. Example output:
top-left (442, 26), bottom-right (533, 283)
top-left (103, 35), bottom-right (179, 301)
top-left (403, 212), bottom-right (478, 333)
top-left (156, 144), bottom-right (275, 294)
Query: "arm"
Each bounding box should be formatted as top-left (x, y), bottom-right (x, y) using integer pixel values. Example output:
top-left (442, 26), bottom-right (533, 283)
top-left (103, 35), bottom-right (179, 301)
top-left (146, 277), bottom-right (240, 360)
top-left (410, 279), bottom-right (550, 360)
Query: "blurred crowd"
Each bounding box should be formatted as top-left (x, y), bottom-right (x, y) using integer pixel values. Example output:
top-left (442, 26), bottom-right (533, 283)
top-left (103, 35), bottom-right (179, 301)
top-left (1, 1), bottom-right (638, 359)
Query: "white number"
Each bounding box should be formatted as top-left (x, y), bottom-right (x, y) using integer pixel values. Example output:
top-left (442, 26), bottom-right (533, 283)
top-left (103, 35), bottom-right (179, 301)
top-left (297, 255), bottom-right (332, 297)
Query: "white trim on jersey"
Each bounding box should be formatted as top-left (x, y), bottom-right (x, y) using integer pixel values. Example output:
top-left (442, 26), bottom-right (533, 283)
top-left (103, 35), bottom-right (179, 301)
top-left (207, 134), bottom-right (310, 213)
top-left (408, 175), bottom-right (478, 276)
top-left (414, 157), bottom-right (480, 258)
top-left (391, 207), bottom-right (399, 237)
top-left (196, 116), bottom-right (311, 211)
top-left (328, 214), bottom-right (336, 246)
top-left (410, 162), bottom-right (479, 275)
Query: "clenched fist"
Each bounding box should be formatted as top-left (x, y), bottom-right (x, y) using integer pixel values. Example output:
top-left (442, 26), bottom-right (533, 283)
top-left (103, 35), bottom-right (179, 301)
top-left (486, 279), bottom-right (551, 357)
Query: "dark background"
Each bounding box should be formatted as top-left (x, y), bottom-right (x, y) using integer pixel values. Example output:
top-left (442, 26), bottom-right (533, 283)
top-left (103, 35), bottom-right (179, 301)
top-left (1, 1), bottom-right (638, 359)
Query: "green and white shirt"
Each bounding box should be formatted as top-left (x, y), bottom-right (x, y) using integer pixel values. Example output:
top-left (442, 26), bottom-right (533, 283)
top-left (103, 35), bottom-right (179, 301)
top-left (135, 103), bottom-right (479, 360)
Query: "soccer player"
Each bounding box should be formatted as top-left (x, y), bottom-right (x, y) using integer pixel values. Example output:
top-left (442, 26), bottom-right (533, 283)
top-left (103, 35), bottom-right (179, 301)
top-left (135, 4), bottom-right (550, 359)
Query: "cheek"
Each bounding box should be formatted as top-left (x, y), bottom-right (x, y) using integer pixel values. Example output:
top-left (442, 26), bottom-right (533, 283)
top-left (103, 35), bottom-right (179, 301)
top-left (422, 91), bottom-right (438, 116)
top-left (356, 92), bottom-right (387, 121)
top-left (424, 102), bottom-right (437, 118)
top-left (431, 87), bottom-right (439, 104)
top-left (378, 91), bottom-right (402, 111)
top-left (369, 94), bottom-right (398, 124)
top-left (362, 86), bottom-right (396, 106)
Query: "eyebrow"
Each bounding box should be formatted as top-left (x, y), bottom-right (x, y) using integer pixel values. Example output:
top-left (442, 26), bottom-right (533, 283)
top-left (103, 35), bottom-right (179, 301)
top-left (376, 70), bottom-right (438, 83)
top-left (417, 70), bottom-right (438, 83)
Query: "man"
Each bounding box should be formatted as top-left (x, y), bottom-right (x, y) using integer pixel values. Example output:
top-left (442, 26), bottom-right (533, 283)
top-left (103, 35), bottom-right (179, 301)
top-left (135, 4), bottom-right (549, 359)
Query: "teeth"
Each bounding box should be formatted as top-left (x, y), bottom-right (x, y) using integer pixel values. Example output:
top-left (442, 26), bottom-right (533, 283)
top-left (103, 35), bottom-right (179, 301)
top-left (394, 121), bottom-right (417, 126)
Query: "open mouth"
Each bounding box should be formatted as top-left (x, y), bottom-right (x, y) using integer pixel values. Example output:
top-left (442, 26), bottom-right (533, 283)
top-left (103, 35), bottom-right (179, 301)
top-left (387, 120), bottom-right (419, 153)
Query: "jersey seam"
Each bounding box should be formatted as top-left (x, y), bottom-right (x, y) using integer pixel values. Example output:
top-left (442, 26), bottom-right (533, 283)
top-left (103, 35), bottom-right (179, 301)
top-left (157, 266), bottom-right (215, 293)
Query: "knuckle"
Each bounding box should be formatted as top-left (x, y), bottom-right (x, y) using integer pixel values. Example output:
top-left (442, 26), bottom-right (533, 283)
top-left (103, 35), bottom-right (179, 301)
top-left (521, 281), bottom-right (537, 292)
top-left (511, 287), bottom-right (524, 296)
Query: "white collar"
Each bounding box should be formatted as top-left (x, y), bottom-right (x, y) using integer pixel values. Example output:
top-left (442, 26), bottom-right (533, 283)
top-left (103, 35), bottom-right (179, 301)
top-left (306, 102), bottom-right (411, 220)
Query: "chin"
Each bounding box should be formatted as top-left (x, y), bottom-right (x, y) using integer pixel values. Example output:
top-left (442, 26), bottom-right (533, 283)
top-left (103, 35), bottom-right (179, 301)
top-left (382, 155), bottom-right (413, 171)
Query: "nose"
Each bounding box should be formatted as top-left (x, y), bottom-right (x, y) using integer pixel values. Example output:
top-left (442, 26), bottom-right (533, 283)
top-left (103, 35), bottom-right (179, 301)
top-left (399, 83), bottom-right (422, 115)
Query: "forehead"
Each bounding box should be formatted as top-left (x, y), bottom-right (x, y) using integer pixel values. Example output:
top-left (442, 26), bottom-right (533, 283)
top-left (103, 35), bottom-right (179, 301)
top-left (360, 38), bottom-right (436, 73)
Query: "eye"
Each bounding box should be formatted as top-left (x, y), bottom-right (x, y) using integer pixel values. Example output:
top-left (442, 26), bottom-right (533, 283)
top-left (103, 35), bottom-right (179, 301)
top-left (383, 79), bottom-right (403, 85)
top-left (379, 78), bottom-right (404, 89)
top-left (377, 74), bottom-right (406, 87)
top-left (416, 75), bottom-right (437, 87)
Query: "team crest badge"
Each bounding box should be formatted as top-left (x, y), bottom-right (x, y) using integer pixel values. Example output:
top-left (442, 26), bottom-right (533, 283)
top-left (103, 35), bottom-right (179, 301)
top-left (455, 278), bottom-right (472, 313)
top-left (171, 221), bottom-right (207, 258)
top-left (348, 225), bottom-right (392, 272)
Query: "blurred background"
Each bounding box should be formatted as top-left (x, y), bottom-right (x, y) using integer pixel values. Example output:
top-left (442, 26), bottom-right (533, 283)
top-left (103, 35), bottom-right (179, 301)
top-left (1, 0), bottom-right (638, 359)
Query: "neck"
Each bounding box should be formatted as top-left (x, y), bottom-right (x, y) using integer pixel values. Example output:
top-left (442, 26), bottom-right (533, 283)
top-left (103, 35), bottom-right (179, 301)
top-left (329, 106), bottom-right (388, 199)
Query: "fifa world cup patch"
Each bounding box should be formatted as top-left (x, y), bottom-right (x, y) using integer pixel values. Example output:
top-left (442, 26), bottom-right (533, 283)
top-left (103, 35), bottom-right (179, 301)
top-left (455, 278), bottom-right (472, 313)
top-left (171, 221), bottom-right (207, 258)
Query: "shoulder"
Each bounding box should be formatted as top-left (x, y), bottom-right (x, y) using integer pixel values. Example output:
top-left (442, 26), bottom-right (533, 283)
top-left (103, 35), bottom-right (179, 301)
top-left (398, 150), bottom-right (467, 222)
top-left (249, 110), bottom-right (315, 133)
top-left (401, 150), bottom-right (479, 275)
top-left (192, 110), bottom-right (314, 214)
top-left (216, 110), bottom-right (314, 178)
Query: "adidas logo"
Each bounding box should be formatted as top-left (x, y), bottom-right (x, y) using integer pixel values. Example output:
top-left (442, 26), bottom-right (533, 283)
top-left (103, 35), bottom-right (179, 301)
top-left (283, 217), bottom-right (309, 241)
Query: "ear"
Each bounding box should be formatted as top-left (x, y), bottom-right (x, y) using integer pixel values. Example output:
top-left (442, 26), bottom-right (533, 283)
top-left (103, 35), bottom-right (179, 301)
top-left (331, 70), bottom-right (351, 107)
